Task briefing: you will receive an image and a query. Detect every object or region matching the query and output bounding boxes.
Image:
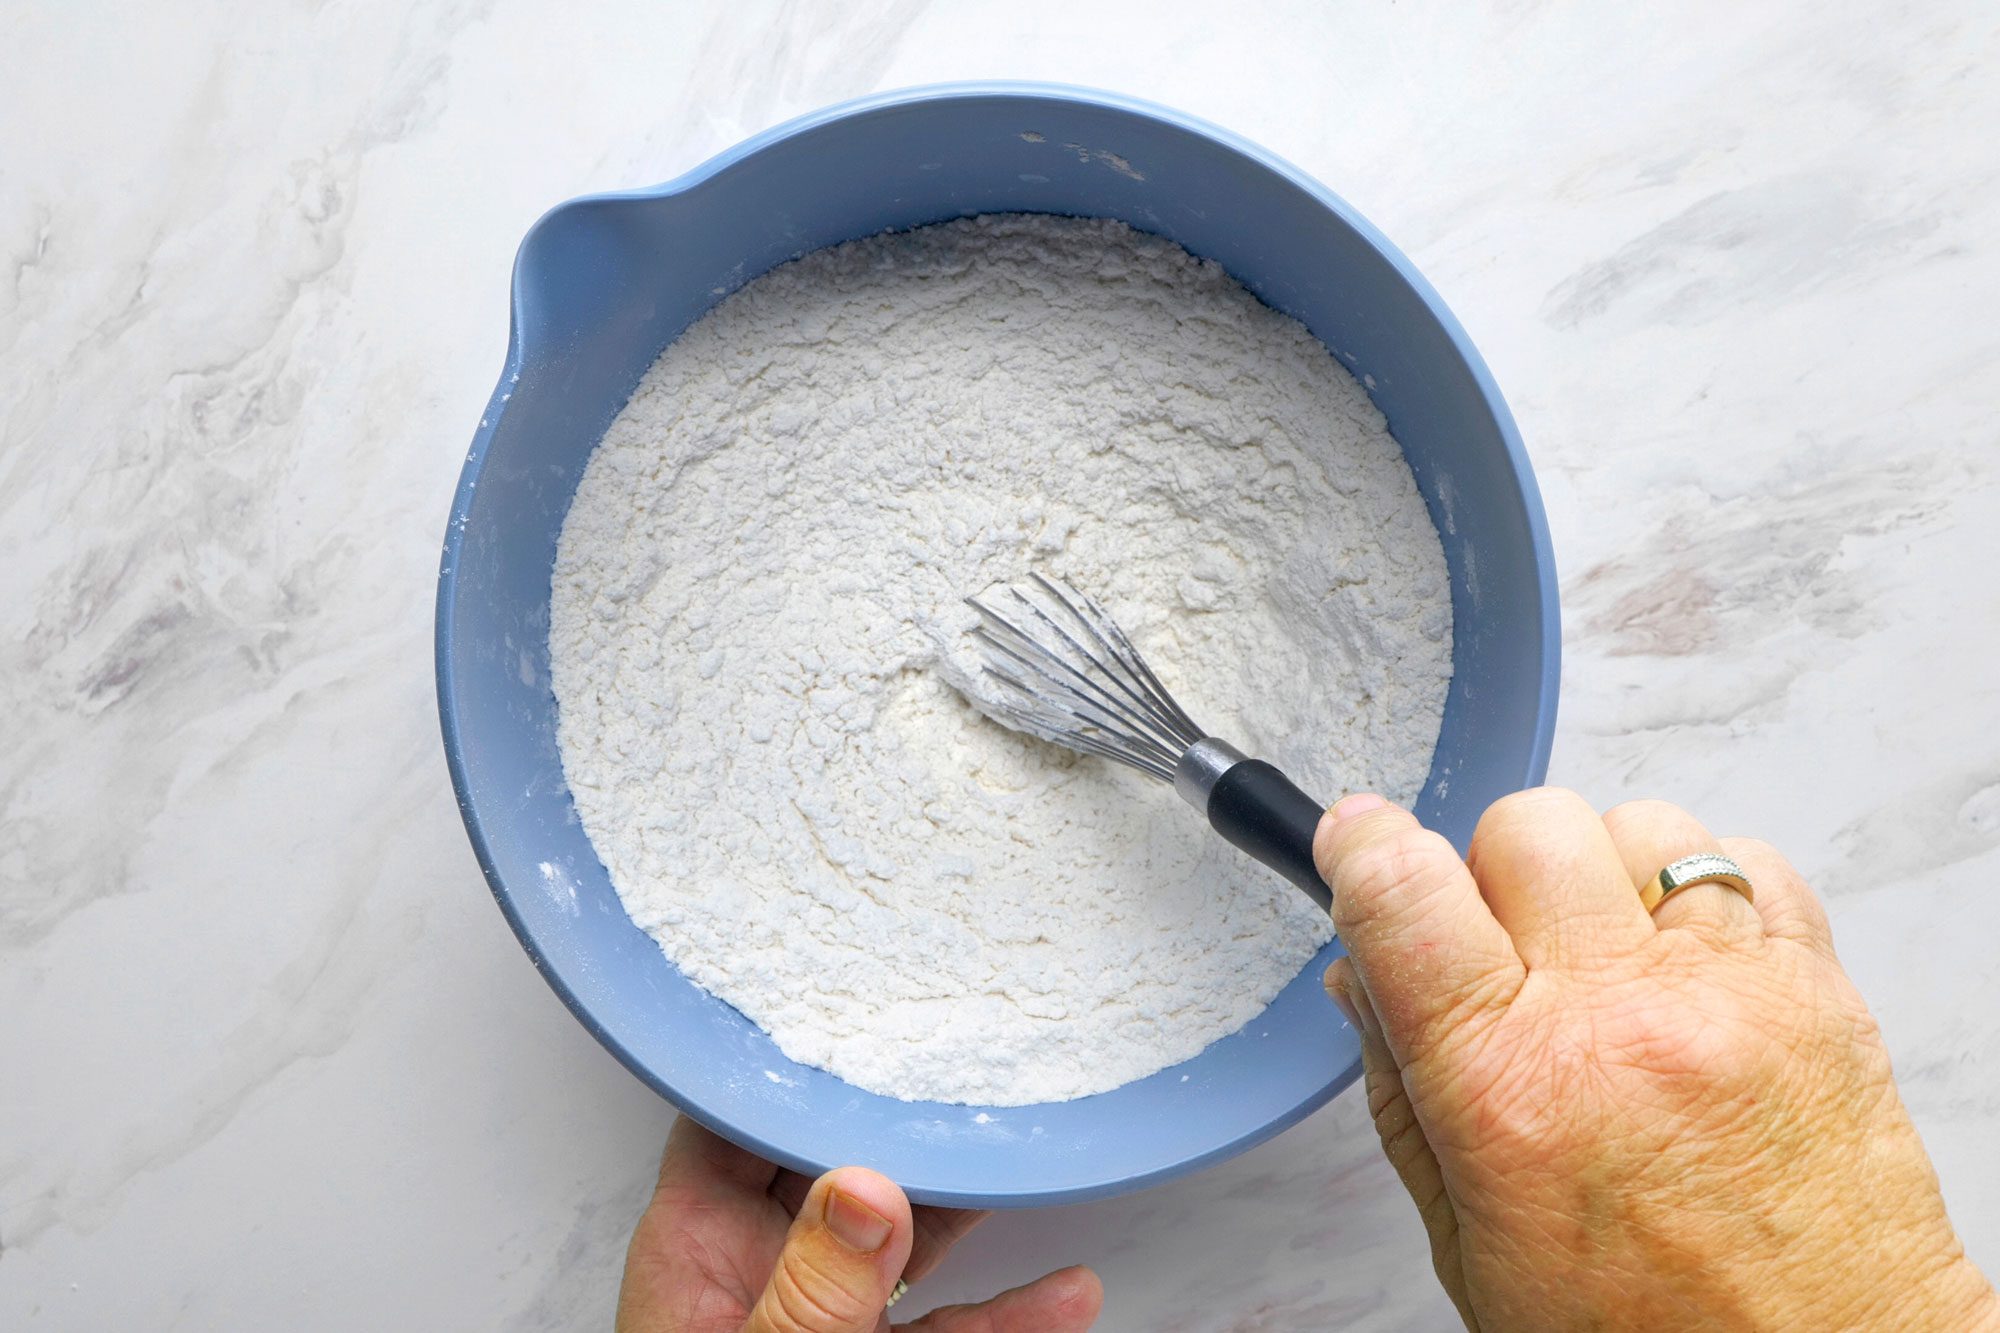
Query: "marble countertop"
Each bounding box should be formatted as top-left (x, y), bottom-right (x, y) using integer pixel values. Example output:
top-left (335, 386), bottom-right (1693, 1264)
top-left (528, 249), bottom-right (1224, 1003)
top-left (6, 3), bottom-right (1998, 1328)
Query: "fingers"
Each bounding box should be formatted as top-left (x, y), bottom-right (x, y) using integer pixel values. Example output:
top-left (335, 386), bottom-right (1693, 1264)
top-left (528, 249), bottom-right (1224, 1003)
top-left (1323, 963), bottom-right (1455, 1234)
top-left (1718, 835), bottom-right (1837, 956)
top-left (770, 1168), bottom-right (815, 1216)
top-left (1467, 788), bottom-right (1656, 969)
top-left (1316, 795), bottom-right (1524, 1068)
top-left (904, 1207), bottom-right (989, 1284)
top-left (1324, 957), bottom-right (1476, 1331)
top-left (776, 1182), bottom-right (984, 1287)
top-left (656, 1115), bottom-right (782, 1208)
top-left (775, 1186), bottom-right (985, 1290)
top-left (903, 1266), bottom-right (1103, 1332)
top-left (744, 1168), bottom-right (914, 1333)
top-left (1602, 800), bottom-right (1762, 944)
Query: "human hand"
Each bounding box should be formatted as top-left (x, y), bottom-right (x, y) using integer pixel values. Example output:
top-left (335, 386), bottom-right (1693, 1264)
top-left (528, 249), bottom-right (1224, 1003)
top-left (616, 1118), bottom-right (1102, 1332)
top-left (1318, 789), bottom-right (2000, 1332)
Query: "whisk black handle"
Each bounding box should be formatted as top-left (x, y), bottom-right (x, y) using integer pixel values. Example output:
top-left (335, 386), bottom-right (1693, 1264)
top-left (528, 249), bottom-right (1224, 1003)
top-left (1205, 760), bottom-right (1335, 914)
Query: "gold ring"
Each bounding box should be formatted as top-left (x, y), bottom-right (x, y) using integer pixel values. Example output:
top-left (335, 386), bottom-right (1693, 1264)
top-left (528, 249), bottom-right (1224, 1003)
top-left (1641, 853), bottom-right (1754, 914)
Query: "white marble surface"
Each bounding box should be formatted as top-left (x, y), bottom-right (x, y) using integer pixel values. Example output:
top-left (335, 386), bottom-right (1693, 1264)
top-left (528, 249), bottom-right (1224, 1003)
top-left (5, 2), bottom-right (1998, 1328)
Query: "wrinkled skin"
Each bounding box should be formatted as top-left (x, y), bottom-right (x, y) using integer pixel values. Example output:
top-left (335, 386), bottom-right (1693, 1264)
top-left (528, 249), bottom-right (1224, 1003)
top-left (1318, 788), bottom-right (2000, 1332)
top-left (617, 785), bottom-right (1996, 1331)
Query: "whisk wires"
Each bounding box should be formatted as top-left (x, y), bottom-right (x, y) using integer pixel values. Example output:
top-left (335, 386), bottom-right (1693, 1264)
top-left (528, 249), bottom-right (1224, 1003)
top-left (964, 574), bottom-right (1207, 783)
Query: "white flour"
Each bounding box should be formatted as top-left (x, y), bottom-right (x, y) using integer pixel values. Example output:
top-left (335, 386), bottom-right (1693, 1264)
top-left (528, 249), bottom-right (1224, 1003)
top-left (550, 215), bottom-right (1452, 1105)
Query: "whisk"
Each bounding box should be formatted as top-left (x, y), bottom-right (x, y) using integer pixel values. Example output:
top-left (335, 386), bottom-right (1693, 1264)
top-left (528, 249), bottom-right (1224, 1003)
top-left (964, 573), bottom-right (1334, 912)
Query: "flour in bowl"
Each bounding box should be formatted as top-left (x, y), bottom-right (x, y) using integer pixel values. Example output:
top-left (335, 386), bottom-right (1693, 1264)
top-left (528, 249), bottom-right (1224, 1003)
top-left (550, 215), bottom-right (1452, 1105)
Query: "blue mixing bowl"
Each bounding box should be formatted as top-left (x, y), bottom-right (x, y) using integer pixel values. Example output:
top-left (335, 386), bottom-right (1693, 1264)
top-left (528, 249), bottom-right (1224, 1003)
top-left (436, 83), bottom-right (1558, 1208)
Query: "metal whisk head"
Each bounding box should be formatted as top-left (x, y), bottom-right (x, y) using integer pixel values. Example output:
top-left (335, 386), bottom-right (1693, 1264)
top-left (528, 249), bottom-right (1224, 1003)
top-left (964, 574), bottom-right (1207, 782)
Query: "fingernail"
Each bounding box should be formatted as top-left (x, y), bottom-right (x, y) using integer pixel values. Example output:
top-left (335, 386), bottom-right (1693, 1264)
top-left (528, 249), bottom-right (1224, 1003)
top-left (824, 1185), bottom-right (894, 1253)
top-left (1330, 793), bottom-right (1388, 824)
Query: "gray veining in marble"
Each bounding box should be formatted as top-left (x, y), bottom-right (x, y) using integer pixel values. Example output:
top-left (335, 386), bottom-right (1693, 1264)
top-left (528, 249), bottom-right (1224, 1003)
top-left (4, 2), bottom-right (1998, 1328)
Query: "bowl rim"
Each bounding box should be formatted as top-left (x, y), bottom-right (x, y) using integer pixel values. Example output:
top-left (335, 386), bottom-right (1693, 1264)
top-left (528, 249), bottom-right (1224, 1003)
top-left (436, 79), bottom-right (1560, 1206)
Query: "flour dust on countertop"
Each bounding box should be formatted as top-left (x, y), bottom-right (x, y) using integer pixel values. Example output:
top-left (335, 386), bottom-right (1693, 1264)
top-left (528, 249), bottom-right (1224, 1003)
top-left (549, 214), bottom-right (1452, 1106)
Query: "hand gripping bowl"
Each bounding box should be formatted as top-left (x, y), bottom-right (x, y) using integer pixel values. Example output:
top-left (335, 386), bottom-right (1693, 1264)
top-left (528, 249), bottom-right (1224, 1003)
top-left (436, 83), bottom-right (1559, 1208)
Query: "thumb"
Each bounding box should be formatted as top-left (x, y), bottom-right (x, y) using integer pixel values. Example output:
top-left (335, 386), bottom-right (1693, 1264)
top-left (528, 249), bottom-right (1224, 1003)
top-left (1315, 794), bottom-right (1523, 1068)
top-left (744, 1167), bottom-right (914, 1333)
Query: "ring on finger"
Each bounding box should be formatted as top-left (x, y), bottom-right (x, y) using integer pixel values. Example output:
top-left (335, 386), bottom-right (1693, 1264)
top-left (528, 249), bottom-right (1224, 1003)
top-left (1640, 853), bottom-right (1754, 915)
